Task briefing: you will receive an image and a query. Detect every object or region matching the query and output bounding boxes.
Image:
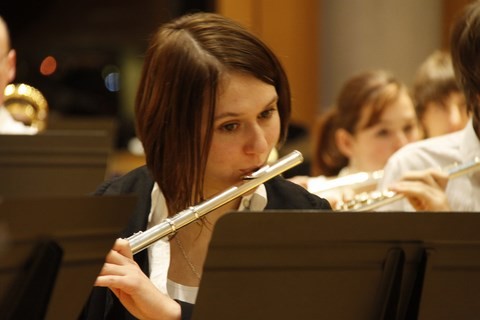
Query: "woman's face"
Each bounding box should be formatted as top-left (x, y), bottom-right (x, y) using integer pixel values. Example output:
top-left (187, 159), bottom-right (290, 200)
top-left (204, 72), bottom-right (281, 195)
top-left (340, 89), bottom-right (420, 172)
top-left (421, 91), bottom-right (469, 137)
top-left (0, 19), bottom-right (16, 104)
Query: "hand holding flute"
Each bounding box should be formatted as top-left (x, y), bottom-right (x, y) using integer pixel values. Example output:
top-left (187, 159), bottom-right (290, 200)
top-left (387, 168), bottom-right (450, 211)
top-left (94, 238), bottom-right (181, 320)
top-left (383, 157), bottom-right (480, 211)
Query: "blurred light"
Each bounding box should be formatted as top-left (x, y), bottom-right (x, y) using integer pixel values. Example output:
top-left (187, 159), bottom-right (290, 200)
top-left (104, 72), bottom-right (120, 92)
top-left (39, 56), bottom-right (57, 76)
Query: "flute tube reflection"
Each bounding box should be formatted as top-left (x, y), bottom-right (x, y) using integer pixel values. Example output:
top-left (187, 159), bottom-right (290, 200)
top-left (128, 150), bottom-right (304, 254)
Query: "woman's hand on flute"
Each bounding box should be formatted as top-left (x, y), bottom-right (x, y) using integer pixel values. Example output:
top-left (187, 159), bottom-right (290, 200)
top-left (95, 238), bottom-right (181, 320)
top-left (388, 168), bottom-right (451, 211)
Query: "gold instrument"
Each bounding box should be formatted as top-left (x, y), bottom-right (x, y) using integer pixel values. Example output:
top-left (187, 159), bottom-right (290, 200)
top-left (4, 83), bottom-right (48, 131)
top-left (128, 150), bottom-right (303, 254)
top-left (335, 157), bottom-right (480, 211)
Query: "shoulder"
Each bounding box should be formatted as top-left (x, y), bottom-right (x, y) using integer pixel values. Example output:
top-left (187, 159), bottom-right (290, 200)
top-left (264, 176), bottom-right (332, 210)
top-left (392, 130), bottom-right (462, 161)
top-left (94, 165), bottom-right (154, 196)
top-left (379, 129), bottom-right (466, 194)
top-left (382, 131), bottom-right (464, 180)
top-left (0, 106), bottom-right (38, 135)
top-left (94, 166), bottom-right (155, 239)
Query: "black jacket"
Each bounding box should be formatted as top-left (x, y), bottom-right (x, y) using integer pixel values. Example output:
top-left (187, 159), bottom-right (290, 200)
top-left (80, 166), bottom-right (331, 320)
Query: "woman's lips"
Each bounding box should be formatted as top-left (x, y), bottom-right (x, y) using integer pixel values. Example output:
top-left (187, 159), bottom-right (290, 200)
top-left (240, 165), bottom-right (265, 180)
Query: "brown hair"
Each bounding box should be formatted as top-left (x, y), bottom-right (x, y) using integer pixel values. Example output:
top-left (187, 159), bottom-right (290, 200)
top-left (450, 0), bottom-right (480, 128)
top-left (134, 12), bottom-right (291, 215)
top-left (311, 70), bottom-right (409, 177)
top-left (413, 50), bottom-right (460, 120)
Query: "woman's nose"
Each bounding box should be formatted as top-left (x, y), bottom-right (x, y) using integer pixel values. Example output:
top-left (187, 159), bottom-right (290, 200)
top-left (392, 131), bottom-right (409, 150)
top-left (244, 125), bottom-right (268, 155)
top-left (448, 105), bottom-right (467, 131)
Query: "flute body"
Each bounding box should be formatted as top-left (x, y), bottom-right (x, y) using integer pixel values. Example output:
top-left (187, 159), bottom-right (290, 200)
top-left (128, 150), bottom-right (303, 254)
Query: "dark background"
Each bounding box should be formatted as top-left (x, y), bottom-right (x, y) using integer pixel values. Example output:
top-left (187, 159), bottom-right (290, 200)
top-left (0, 0), bottom-right (214, 147)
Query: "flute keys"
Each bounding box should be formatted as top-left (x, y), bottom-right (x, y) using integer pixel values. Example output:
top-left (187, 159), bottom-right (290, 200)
top-left (334, 190), bottom-right (397, 211)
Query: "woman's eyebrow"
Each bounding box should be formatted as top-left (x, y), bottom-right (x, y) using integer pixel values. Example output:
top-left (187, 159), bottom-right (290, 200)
top-left (214, 96), bottom-right (278, 121)
top-left (214, 111), bottom-right (240, 121)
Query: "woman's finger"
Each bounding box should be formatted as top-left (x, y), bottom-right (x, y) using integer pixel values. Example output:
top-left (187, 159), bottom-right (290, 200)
top-left (399, 168), bottom-right (448, 190)
top-left (112, 238), bottom-right (134, 259)
top-left (389, 180), bottom-right (450, 211)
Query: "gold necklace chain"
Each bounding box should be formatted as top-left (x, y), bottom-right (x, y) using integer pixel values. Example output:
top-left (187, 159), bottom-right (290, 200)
top-left (173, 236), bottom-right (201, 280)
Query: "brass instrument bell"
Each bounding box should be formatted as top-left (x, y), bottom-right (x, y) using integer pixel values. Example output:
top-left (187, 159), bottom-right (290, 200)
top-left (4, 83), bottom-right (48, 131)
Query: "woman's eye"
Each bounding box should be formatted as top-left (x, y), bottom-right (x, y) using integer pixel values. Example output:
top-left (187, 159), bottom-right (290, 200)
top-left (221, 123), bottom-right (239, 132)
top-left (403, 124), bottom-right (414, 133)
top-left (375, 128), bottom-right (389, 137)
top-left (259, 108), bottom-right (276, 119)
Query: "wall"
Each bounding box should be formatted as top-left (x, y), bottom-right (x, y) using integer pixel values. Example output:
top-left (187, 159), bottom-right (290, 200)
top-left (216, 0), bottom-right (466, 124)
top-left (319, 0), bottom-right (443, 111)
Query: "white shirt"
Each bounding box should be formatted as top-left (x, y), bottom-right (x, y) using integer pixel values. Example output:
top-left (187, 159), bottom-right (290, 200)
top-left (0, 105), bottom-right (37, 135)
top-left (147, 182), bottom-right (267, 303)
top-left (377, 119), bottom-right (480, 211)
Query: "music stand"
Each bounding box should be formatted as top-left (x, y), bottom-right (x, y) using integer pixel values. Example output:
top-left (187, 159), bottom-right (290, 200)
top-left (0, 129), bottom-right (112, 196)
top-left (0, 194), bottom-right (137, 320)
top-left (46, 115), bottom-right (117, 142)
top-left (193, 211), bottom-right (480, 320)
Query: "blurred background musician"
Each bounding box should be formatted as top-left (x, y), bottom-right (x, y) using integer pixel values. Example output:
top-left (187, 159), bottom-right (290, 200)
top-left (376, 0), bottom-right (480, 212)
top-left (289, 70), bottom-right (421, 206)
top-left (0, 16), bottom-right (38, 135)
top-left (413, 49), bottom-right (469, 138)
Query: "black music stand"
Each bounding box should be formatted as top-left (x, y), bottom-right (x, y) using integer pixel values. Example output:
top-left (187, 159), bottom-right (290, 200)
top-left (193, 211), bottom-right (480, 320)
top-left (0, 129), bottom-right (112, 196)
top-left (0, 195), bottom-right (137, 320)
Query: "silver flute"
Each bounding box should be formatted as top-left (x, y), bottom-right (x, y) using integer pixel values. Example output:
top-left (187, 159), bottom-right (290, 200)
top-left (128, 150), bottom-right (303, 254)
top-left (336, 156), bottom-right (480, 212)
